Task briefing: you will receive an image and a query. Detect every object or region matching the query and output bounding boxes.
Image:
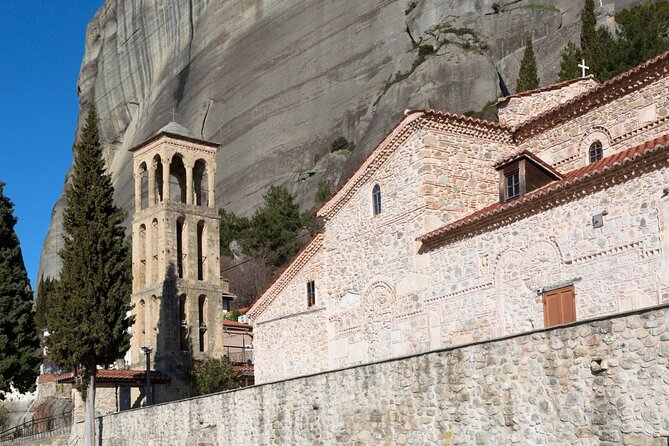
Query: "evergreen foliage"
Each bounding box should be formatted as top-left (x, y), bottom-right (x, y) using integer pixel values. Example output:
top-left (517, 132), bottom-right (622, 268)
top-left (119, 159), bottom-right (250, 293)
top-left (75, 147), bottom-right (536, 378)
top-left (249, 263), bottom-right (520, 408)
top-left (515, 37), bottom-right (540, 93)
top-left (192, 358), bottom-right (239, 395)
top-left (241, 186), bottom-right (304, 269)
top-left (35, 276), bottom-right (56, 330)
top-left (558, 42), bottom-right (583, 81)
top-left (218, 208), bottom-right (250, 258)
top-left (316, 178), bottom-right (331, 204)
top-left (0, 182), bottom-right (40, 395)
top-left (559, 0), bottom-right (669, 82)
top-left (330, 137), bottom-right (355, 154)
top-left (45, 106), bottom-right (132, 381)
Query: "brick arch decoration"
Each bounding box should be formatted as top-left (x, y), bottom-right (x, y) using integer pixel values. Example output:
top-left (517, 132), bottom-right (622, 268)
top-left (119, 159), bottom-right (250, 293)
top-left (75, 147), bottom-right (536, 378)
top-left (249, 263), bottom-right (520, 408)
top-left (361, 281), bottom-right (395, 361)
top-left (581, 128), bottom-right (613, 163)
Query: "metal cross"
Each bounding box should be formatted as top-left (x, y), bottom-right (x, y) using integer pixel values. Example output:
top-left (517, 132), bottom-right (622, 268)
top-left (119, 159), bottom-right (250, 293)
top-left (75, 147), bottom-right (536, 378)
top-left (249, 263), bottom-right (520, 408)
top-left (578, 59), bottom-right (590, 78)
top-left (599, 0), bottom-right (603, 6)
top-left (170, 108), bottom-right (179, 121)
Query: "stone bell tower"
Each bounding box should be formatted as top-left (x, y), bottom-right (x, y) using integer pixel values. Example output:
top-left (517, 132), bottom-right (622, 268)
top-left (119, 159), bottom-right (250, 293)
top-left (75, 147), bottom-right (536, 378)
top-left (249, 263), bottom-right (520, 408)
top-left (129, 122), bottom-right (223, 401)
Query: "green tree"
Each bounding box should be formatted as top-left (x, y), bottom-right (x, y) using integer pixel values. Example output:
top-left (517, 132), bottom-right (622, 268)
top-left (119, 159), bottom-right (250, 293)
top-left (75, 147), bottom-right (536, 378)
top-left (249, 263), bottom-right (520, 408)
top-left (0, 182), bottom-right (40, 396)
top-left (35, 276), bottom-right (56, 330)
top-left (218, 208), bottom-right (249, 258)
top-left (315, 178), bottom-right (331, 204)
top-left (581, 0), bottom-right (598, 69)
top-left (516, 37), bottom-right (540, 93)
top-left (616, 1), bottom-right (669, 72)
top-left (192, 358), bottom-right (239, 395)
top-left (241, 186), bottom-right (304, 268)
top-left (45, 107), bottom-right (132, 446)
top-left (330, 137), bottom-right (355, 154)
top-left (558, 41), bottom-right (583, 81)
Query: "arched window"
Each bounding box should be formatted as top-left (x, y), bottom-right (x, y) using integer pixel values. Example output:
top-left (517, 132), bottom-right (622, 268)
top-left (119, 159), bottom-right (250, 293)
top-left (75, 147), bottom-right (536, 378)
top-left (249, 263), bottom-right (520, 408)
top-left (137, 299), bottom-right (146, 347)
top-left (589, 140), bottom-right (603, 164)
top-left (137, 224), bottom-right (147, 287)
top-left (196, 221), bottom-right (205, 281)
top-left (169, 155), bottom-right (187, 203)
top-left (176, 217), bottom-right (185, 279)
top-left (193, 160), bottom-right (208, 206)
top-left (372, 184), bottom-right (382, 216)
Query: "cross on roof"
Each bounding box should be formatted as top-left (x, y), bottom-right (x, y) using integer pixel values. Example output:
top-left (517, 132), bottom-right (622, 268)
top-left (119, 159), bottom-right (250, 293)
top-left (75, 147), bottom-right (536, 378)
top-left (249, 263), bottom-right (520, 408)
top-left (170, 108), bottom-right (179, 121)
top-left (578, 59), bottom-right (590, 78)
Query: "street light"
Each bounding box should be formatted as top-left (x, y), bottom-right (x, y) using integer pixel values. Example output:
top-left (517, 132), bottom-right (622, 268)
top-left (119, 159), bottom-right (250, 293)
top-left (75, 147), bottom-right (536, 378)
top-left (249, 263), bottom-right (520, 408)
top-left (140, 346), bottom-right (153, 406)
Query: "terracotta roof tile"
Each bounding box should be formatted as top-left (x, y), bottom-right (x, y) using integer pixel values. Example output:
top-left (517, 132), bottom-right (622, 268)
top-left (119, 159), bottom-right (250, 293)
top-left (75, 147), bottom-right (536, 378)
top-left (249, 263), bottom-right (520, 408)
top-left (223, 320), bottom-right (253, 330)
top-left (56, 369), bottom-right (171, 384)
top-left (418, 134), bottom-right (669, 247)
top-left (496, 75), bottom-right (598, 104)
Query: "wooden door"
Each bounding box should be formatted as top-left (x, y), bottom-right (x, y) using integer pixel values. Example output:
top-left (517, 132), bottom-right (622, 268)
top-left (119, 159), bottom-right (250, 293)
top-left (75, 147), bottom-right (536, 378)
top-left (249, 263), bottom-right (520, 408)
top-left (543, 285), bottom-right (576, 327)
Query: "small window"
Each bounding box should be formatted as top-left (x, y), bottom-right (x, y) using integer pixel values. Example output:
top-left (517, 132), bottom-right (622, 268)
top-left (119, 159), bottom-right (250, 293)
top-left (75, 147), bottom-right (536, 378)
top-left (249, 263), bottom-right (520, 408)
top-left (589, 141), bottom-right (603, 164)
top-left (543, 285), bottom-right (576, 328)
top-left (505, 171), bottom-right (520, 200)
top-left (372, 184), bottom-right (382, 216)
top-left (306, 281), bottom-right (316, 307)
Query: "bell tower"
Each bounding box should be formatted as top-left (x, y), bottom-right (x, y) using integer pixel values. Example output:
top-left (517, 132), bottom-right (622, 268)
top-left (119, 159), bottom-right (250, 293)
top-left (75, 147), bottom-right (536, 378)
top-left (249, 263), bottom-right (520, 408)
top-left (129, 122), bottom-right (222, 401)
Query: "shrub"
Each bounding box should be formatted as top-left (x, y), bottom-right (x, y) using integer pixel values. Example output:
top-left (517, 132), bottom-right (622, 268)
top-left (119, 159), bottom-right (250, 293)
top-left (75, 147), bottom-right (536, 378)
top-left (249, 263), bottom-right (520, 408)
top-left (330, 137), bottom-right (355, 153)
top-left (192, 358), bottom-right (239, 396)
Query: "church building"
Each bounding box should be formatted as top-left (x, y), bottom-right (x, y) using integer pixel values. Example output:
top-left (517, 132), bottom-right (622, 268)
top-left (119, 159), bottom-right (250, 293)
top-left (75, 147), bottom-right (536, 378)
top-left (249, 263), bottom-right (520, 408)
top-left (249, 51), bottom-right (669, 384)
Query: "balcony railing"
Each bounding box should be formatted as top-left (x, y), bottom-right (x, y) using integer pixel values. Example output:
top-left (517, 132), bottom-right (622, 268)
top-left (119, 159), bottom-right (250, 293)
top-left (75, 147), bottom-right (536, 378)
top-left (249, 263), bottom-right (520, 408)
top-left (223, 346), bottom-right (253, 365)
top-left (0, 411), bottom-right (72, 444)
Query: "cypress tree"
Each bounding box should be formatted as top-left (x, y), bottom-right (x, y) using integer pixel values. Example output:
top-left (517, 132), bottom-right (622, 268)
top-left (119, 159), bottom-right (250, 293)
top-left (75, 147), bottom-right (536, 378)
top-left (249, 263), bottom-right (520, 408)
top-left (581, 0), bottom-right (597, 61)
top-left (558, 41), bottom-right (583, 81)
top-left (35, 276), bottom-right (56, 330)
top-left (516, 37), bottom-right (540, 93)
top-left (0, 182), bottom-right (40, 396)
top-left (45, 107), bottom-right (132, 446)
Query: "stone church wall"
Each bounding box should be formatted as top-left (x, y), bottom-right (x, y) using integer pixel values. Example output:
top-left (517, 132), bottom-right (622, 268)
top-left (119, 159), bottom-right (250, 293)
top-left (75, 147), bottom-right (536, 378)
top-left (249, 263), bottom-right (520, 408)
top-left (70, 306), bottom-right (669, 445)
top-left (522, 75), bottom-right (669, 172)
top-left (423, 165), bottom-right (669, 347)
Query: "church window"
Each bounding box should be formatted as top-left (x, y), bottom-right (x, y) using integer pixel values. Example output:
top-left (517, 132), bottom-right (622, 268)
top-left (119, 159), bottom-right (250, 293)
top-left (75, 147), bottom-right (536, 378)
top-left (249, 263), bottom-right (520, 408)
top-left (137, 224), bottom-right (147, 287)
top-left (543, 285), bottom-right (576, 328)
top-left (589, 141), bottom-right (603, 164)
top-left (150, 219), bottom-right (159, 282)
top-left (153, 155), bottom-right (164, 203)
top-left (169, 155), bottom-right (187, 203)
top-left (372, 184), bottom-right (382, 215)
top-left (307, 281), bottom-right (316, 307)
top-left (139, 162), bottom-right (149, 210)
top-left (179, 294), bottom-right (188, 351)
top-left (198, 295), bottom-right (207, 352)
top-left (505, 171), bottom-right (520, 200)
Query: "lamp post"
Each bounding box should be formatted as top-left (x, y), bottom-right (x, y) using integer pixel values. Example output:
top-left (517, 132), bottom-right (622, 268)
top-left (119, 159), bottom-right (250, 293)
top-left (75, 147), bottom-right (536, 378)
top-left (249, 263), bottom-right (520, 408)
top-left (140, 346), bottom-right (153, 406)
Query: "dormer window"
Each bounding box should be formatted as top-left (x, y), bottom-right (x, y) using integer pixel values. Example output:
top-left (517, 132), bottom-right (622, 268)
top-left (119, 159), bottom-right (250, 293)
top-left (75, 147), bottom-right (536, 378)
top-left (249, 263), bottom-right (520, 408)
top-left (589, 140), bottom-right (603, 164)
top-left (496, 151), bottom-right (562, 203)
top-left (505, 171), bottom-right (520, 200)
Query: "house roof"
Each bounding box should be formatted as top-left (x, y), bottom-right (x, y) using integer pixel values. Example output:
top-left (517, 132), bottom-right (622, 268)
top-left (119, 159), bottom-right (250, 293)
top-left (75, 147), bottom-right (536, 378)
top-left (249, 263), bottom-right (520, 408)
top-left (496, 75), bottom-right (598, 105)
top-left (316, 110), bottom-right (512, 221)
top-left (231, 364), bottom-right (254, 376)
top-left (130, 121), bottom-right (219, 152)
top-left (514, 49), bottom-right (669, 141)
top-left (56, 369), bottom-right (171, 385)
top-left (248, 232), bottom-right (325, 319)
top-left (223, 320), bottom-right (253, 330)
top-left (494, 149), bottom-right (563, 180)
top-left (418, 133), bottom-right (669, 248)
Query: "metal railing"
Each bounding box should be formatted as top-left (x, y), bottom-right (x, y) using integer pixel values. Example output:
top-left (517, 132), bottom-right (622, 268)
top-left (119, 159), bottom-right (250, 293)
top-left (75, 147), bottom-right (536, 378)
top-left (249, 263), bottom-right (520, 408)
top-left (223, 346), bottom-right (253, 365)
top-left (0, 410), bottom-right (72, 444)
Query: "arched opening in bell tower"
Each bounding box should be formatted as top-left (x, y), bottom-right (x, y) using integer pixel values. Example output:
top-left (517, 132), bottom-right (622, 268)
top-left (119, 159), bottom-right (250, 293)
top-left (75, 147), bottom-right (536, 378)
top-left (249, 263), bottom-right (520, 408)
top-left (139, 162), bottom-right (149, 210)
top-left (153, 155), bottom-right (164, 203)
top-left (138, 224), bottom-right (147, 286)
top-left (169, 155), bottom-right (187, 203)
top-left (176, 217), bottom-right (185, 279)
top-left (197, 220), bottom-right (205, 281)
top-left (179, 294), bottom-right (188, 351)
top-left (193, 159), bottom-right (208, 206)
top-left (151, 218), bottom-right (159, 282)
top-left (198, 295), bottom-right (207, 352)
top-left (137, 299), bottom-right (146, 347)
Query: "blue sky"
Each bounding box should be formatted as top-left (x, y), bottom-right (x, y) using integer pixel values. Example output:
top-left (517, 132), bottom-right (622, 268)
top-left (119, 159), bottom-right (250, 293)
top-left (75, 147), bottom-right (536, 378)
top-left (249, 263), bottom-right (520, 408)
top-left (0, 1), bottom-right (102, 289)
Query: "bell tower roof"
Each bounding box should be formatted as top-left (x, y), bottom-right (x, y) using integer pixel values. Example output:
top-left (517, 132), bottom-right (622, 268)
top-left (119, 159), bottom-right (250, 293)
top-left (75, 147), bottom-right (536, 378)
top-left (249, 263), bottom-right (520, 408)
top-left (130, 121), bottom-right (219, 152)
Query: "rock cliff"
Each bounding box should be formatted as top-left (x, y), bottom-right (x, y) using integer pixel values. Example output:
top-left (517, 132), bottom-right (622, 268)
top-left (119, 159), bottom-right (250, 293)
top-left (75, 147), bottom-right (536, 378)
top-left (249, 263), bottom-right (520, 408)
top-left (38, 0), bottom-right (643, 280)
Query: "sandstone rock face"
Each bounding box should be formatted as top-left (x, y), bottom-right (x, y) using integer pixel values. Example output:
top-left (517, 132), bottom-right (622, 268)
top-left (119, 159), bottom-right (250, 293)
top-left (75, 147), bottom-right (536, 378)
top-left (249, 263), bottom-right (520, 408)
top-left (38, 0), bottom-right (643, 280)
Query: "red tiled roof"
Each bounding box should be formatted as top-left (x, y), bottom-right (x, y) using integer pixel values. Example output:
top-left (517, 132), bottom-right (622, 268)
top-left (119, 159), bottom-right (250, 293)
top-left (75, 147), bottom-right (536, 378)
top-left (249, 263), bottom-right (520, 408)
top-left (494, 149), bottom-right (563, 179)
top-left (56, 369), bottom-right (171, 385)
top-left (515, 50), bottom-right (669, 140)
top-left (238, 307), bottom-right (250, 314)
top-left (223, 320), bottom-right (253, 330)
top-left (231, 364), bottom-right (254, 376)
top-left (496, 75), bottom-right (598, 104)
top-left (418, 134), bottom-right (669, 247)
top-left (37, 374), bottom-right (62, 384)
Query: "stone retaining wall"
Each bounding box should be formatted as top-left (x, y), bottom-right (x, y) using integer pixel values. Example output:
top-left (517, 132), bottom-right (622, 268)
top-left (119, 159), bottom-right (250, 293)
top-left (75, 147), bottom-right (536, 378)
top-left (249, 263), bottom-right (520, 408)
top-left (72, 306), bottom-right (669, 445)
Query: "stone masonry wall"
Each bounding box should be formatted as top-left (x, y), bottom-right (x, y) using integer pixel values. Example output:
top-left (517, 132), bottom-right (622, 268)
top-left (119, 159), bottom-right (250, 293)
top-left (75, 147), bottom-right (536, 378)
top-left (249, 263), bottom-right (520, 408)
top-left (72, 306), bottom-right (669, 445)
top-left (498, 78), bottom-right (600, 128)
top-left (521, 75), bottom-right (669, 172)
